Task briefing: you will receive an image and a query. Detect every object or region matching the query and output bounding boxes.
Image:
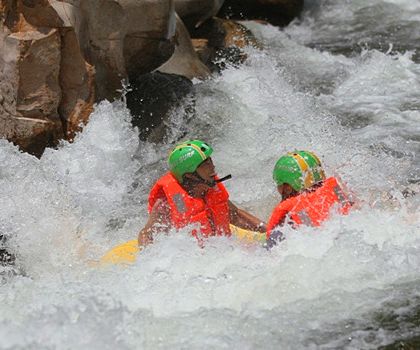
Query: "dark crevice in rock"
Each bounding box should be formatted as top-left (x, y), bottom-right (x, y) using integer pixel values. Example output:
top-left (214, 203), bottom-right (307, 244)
top-left (218, 0), bottom-right (304, 27)
top-left (126, 72), bottom-right (194, 143)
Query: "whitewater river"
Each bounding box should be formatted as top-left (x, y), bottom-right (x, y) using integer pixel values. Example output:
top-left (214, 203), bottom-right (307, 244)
top-left (1, 0), bottom-right (419, 348)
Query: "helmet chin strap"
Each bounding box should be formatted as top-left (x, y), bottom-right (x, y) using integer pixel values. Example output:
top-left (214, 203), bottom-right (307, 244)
top-left (198, 173), bottom-right (216, 187)
top-left (185, 172), bottom-right (215, 187)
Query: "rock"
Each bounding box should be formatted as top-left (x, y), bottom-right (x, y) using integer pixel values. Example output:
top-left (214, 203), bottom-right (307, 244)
top-left (0, 24), bottom-right (64, 157)
top-left (78, 0), bottom-right (176, 101)
top-left (58, 28), bottom-right (95, 140)
top-left (0, 0), bottom-right (177, 155)
top-left (218, 0), bottom-right (304, 26)
top-left (126, 72), bottom-right (194, 143)
top-left (156, 14), bottom-right (211, 80)
top-left (190, 17), bottom-right (261, 71)
top-left (0, 115), bottom-right (63, 157)
top-left (0, 1), bottom-right (92, 156)
top-left (191, 38), bottom-right (213, 64)
top-left (5, 0), bottom-right (95, 141)
top-left (174, 0), bottom-right (225, 29)
top-left (10, 29), bottom-right (61, 118)
top-left (19, 0), bottom-right (74, 28)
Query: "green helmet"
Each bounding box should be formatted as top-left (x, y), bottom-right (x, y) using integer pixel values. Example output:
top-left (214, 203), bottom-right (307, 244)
top-left (273, 151), bottom-right (326, 192)
top-left (168, 140), bottom-right (213, 182)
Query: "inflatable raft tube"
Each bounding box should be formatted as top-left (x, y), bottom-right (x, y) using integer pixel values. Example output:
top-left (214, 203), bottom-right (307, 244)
top-left (100, 225), bottom-right (265, 266)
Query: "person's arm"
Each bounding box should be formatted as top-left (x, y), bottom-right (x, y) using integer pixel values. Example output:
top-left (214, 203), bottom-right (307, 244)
top-left (138, 199), bottom-right (171, 246)
top-left (228, 200), bottom-right (267, 233)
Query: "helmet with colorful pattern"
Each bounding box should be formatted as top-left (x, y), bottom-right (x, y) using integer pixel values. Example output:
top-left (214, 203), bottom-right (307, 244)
top-left (273, 151), bottom-right (326, 191)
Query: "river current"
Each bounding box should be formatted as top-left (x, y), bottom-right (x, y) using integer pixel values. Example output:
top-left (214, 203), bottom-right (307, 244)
top-left (1, 0), bottom-right (419, 349)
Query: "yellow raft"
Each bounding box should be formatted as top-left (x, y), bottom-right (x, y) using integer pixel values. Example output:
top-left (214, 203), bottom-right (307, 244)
top-left (100, 225), bottom-right (265, 266)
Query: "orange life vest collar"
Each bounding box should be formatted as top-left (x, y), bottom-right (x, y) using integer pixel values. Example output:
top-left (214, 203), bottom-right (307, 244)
top-left (148, 172), bottom-right (231, 238)
top-left (267, 177), bottom-right (352, 237)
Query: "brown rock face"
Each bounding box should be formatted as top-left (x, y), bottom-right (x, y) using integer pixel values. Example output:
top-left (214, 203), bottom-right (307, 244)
top-left (174, 0), bottom-right (225, 29)
top-left (0, 0), bottom-right (177, 156)
top-left (19, 0), bottom-right (71, 28)
top-left (78, 0), bottom-right (176, 101)
top-left (156, 14), bottom-right (211, 80)
top-left (0, 19), bottom-right (64, 157)
top-left (218, 0), bottom-right (304, 26)
top-left (190, 17), bottom-right (261, 71)
top-left (0, 0), bottom-right (93, 156)
top-left (58, 28), bottom-right (94, 141)
top-left (12, 29), bottom-right (61, 119)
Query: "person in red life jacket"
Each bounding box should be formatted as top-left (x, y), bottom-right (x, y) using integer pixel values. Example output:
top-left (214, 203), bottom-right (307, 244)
top-left (138, 140), bottom-right (267, 246)
top-left (266, 151), bottom-right (353, 248)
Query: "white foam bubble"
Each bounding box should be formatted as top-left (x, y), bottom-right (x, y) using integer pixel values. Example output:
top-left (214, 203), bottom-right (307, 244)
top-left (1, 3), bottom-right (419, 348)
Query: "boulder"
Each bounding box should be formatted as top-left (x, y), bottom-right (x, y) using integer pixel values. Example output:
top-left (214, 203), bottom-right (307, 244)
top-left (0, 1), bottom-right (95, 156)
top-left (156, 14), bottom-right (211, 80)
top-left (58, 28), bottom-right (95, 140)
top-left (0, 24), bottom-right (64, 157)
top-left (0, 0), bottom-right (177, 155)
top-left (174, 0), bottom-right (224, 30)
top-left (191, 38), bottom-right (213, 64)
top-left (9, 0), bottom-right (95, 140)
top-left (0, 115), bottom-right (63, 157)
top-left (11, 29), bottom-right (61, 119)
top-left (78, 0), bottom-right (176, 101)
top-left (19, 0), bottom-right (76, 28)
top-left (218, 0), bottom-right (304, 26)
top-left (191, 17), bottom-right (261, 71)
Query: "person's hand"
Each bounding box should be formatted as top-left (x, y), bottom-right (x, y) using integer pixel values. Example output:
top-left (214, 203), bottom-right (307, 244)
top-left (264, 229), bottom-right (284, 250)
top-left (138, 230), bottom-right (153, 246)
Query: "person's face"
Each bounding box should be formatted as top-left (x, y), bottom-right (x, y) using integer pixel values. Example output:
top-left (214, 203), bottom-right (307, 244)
top-left (277, 183), bottom-right (295, 201)
top-left (195, 157), bottom-right (216, 183)
top-left (182, 157), bottom-right (216, 198)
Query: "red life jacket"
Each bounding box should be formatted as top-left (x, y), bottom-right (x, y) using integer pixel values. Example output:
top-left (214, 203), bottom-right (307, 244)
top-left (148, 172), bottom-right (231, 238)
top-left (267, 177), bottom-right (352, 238)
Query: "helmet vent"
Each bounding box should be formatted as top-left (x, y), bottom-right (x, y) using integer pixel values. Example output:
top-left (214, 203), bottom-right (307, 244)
top-left (200, 147), bottom-right (206, 151)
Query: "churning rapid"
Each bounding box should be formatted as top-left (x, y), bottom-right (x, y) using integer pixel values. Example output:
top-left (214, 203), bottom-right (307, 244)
top-left (1, 0), bottom-right (419, 348)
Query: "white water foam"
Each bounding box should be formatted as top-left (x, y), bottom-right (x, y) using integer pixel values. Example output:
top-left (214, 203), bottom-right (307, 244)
top-left (1, 2), bottom-right (419, 349)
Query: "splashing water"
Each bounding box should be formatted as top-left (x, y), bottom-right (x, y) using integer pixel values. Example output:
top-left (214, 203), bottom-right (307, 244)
top-left (1, 1), bottom-right (419, 348)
